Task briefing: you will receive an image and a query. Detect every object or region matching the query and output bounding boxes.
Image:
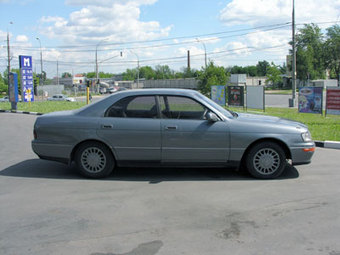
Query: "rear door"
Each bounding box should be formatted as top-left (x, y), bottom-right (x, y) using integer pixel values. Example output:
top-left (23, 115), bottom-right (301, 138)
top-left (160, 95), bottom-right (229, 164)
top-left (97, 95), bottom-right (161, 162)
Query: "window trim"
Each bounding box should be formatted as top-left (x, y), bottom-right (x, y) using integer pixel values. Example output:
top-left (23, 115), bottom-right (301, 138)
top-left (105, 95), bottom-right (160, 119)
top-left (157, 95), bottom-right (219, 121)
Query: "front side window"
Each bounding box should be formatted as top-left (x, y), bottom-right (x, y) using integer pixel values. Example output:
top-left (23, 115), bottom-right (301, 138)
top-left (159, 96), bottom-right (206, 120)
top-left (106, 96), bottom-right (157, 118)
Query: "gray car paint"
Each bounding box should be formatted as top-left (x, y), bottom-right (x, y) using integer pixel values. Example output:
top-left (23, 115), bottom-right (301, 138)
top-left (32, 89), bottom-right (314, 168)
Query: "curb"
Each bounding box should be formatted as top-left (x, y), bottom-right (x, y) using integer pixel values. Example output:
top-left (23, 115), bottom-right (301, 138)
top-left (315, 140), bottom-right (340, 150)
top-left (0, 109), bottom-right (43, 115)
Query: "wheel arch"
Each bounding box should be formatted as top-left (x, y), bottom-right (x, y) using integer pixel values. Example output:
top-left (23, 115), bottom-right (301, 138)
top-left (70, 139), bottom-right (117, 164)
top-left (240, 137), bottom-right (292, 169)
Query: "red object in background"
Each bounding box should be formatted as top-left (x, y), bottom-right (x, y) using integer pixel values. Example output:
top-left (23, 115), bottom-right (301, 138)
top-left (326, 88), bottom-right (340, 115)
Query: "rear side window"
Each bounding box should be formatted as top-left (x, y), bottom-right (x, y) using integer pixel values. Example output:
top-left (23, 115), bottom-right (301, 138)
top-left (106, 96), bottom-right (158, 118)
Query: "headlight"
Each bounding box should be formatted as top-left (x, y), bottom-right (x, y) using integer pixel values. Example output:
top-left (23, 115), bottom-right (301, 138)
top-left (301, 131), bottom-right (312, 142)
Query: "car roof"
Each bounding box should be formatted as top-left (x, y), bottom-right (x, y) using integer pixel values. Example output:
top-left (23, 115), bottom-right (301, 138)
top-left (112, 88), bottom-right (200, 97)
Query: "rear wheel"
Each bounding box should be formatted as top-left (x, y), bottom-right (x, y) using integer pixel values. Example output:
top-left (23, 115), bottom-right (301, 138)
top-left (246, 142), bottom-right (286, 179)
top-left (75, 141), bottom-right (114, 178)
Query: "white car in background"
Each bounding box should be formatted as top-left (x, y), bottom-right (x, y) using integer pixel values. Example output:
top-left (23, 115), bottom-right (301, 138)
top-left (47, 94), bottom-right (76, 102)
top-left (0, 96), bottom-right (9, 102)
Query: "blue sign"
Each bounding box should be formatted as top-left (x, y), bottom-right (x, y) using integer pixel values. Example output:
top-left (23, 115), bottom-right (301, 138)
top-left (8, 72), bottom-right (19, 102)
top-left (211, 85), bottom-right (226, 105)
top-left (19, 55), bottom-right (34, 102)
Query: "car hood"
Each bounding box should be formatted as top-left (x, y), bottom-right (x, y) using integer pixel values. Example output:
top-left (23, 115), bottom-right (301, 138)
top-left (236, 113), bottom-right (308, 129)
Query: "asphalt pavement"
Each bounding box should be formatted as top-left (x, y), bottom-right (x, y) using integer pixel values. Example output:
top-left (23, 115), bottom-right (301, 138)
top-left (0, 113), bottom-right (340, 255)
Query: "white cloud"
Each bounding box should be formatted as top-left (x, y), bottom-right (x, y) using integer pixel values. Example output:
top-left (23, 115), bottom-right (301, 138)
top-left (40, 0), bottom-right (171, 45)
top-left (65, 0), bottom-right (158, 7)
top-left (15, 35), bottom-right (29, 42)
top-left (219, 0), bottom-right (340, 26)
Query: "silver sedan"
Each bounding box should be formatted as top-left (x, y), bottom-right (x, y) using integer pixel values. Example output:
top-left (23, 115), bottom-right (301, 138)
top-left (32, 89), bottom-right (315, 179)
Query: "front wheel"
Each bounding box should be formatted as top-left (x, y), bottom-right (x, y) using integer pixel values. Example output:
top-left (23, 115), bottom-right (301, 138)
top-left (246, 142), bottom-right (286, 179)
top-left (75, 141), bottom-right (114, 178)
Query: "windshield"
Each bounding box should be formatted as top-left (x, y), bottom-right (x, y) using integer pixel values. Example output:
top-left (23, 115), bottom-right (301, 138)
top-left (196, 93), bottom-right (236, 118)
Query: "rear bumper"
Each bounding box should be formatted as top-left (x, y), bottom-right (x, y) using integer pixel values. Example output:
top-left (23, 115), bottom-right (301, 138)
top-left (32, 140), bottom-right (72, 164)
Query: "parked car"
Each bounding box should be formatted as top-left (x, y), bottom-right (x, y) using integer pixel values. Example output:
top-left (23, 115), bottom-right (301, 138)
top-left (0, 96), bottom-right (9, 102)
top-left (47, 94), bottom-right (75, 102)
top-left (107, 87), bottom-right (118, 94)
top-left (32, 89), bottom-right (315, 179)
top-left (99, 88), bottom-right (107, 94)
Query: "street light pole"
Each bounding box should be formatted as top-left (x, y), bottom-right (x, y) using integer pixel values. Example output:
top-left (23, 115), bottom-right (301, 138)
top-left (196, 38), bottom-right (207, 69)
top-left (36, 37), bottom-right (43, 86)
top-left (57, 59), bottom-right (59, 86)
top-left (130, 50), bottom-right (140, 88)
top-left (95, 39), bottom-right (108, 83)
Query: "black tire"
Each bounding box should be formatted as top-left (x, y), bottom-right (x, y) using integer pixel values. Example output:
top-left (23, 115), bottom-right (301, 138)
top-left (75, 141), bottom-right (114, 178)
top-left (246, 142), bottom-right (286, 179)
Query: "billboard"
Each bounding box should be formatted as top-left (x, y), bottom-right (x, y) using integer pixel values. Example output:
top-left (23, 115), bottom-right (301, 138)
top-left (227, 86), bottom-right (244, 106)
top-left (326, 87), bottom-right (340, 115)
top-left (19, 55), bottom-right (34, 102)
top-left (298, 87), bottom-right (323, 114)
top-left (246, 86), bottom-right (265, 110)
top-left (8, 72), bottom-right (19, 103)
top-left (211, 85), bottom-right (226, 106)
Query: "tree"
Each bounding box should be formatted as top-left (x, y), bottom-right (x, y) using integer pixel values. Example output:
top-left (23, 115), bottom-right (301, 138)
top-left (86, 72), bottom-right (96, 78)
top-left (62, 72), bottom-right (72, 78)
top-left (0, 73), bottom-right (6, 94)
top-left (295, 23), bottom-right (325, 81)
top-left (324, 25), bottom-right (340, 81)
top-left (122, 68), bottom-right (138, 81)
top-left (256, 60), bottom-right (270, 76)
top-left (266, 62), bottom-right (283, 88)
top-left (198, 61), bottom-right (227, 96)
top-left (139, 66), bottom-right (156, 80)
top-left (154, 65), bottom-right (174, 79)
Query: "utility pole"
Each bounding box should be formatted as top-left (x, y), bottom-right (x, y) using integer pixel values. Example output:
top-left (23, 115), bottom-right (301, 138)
top-left (291, 0), bottom-right (297, 107)
top-left (7, 22), bottom-right (16, 110)
top-left (7, 29), bottom-right (10, 83)
top-left (187, 50), bottom-right (191, 71)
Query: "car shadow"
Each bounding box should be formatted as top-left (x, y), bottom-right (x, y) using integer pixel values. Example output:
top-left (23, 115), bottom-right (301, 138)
top-left (0, 159), bottom-right (299, 182)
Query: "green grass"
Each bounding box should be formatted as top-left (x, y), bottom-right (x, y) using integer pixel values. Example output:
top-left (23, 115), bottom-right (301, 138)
top-left (229, 107), bottom-right (340, 141)
top-left (0, 101), bottom-right (86, 114)
top-left (1, 101), bottom-right (339, 141)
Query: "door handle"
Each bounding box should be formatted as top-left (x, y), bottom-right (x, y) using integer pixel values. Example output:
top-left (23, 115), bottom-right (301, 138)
top-left (165, 126), bottom-right (177, 130)
top-left (101, 124), bottom-right (113, 129)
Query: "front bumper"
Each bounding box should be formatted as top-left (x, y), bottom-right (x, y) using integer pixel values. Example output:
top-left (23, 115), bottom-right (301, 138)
top-left (290, 142), bottom-right (315, 165)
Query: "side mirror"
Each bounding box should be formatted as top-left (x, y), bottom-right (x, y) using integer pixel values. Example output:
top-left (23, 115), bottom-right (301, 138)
top-left (205, 111), bottom-right (219, 122)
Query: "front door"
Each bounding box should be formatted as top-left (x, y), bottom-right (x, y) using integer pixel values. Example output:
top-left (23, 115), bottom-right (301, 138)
top-left (160, 95), bottom-right (229, 164)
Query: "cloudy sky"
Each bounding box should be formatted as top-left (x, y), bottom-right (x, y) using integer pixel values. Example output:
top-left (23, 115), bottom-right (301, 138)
top-left (0, 0), bottom-right (339, 78)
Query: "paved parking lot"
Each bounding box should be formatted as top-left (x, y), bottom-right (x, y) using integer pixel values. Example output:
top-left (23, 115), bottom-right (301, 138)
top-left (0, 113), bottom-right (339, 255)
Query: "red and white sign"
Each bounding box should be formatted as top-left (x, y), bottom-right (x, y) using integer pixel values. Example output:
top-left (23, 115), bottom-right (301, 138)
top-left (326, 88), bottom-right (340, 115)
